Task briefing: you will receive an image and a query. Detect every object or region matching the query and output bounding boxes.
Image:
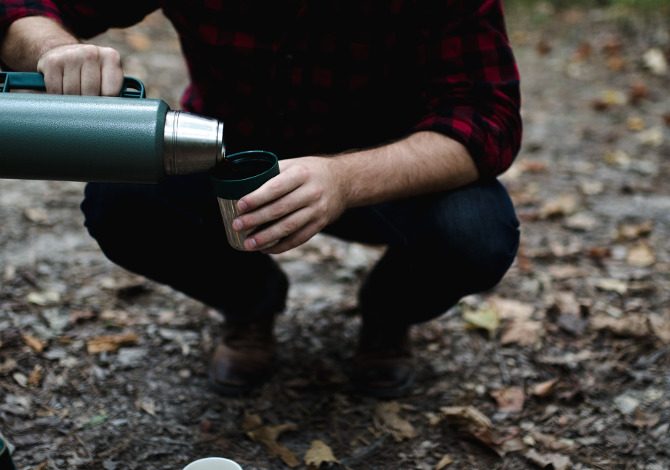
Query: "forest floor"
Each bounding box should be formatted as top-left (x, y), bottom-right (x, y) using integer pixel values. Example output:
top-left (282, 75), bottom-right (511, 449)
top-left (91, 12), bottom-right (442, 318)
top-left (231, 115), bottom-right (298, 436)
top-left (1, 3), bottom-right (670, 469)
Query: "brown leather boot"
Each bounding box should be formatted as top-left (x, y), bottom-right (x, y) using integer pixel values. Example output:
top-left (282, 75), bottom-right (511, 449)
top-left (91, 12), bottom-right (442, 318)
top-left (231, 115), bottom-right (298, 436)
top-left (208, 316), bottom-right (276, 396)
top-left (349, 322), bottom-right (415, 398)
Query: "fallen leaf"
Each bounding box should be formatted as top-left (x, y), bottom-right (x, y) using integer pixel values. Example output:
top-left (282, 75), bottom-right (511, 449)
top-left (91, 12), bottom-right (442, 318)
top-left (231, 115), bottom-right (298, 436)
top-left (636, 127), bottom-right (664, 147)
top-left (591, 89), bottom-right (626, 110)
top-left (304, 440), bottom-right (338, 468)
top-left (524, 449), bottom-right (572, 470)
top-left (247, 423), bottom-right (300, 468)
top-left (642, 48), bottom-right (668, 75)
top-left (500, 319), bottom-right (543, 347)
top-left (22, 334), bottom-right (46, 353)
top-left (242, 413), bottom-right (263, 432)
top-left (590, 313), bottom-right (650, 338)
top-left (86, 332), bottom-right (139, 354)
top-left (594, 278), bottom-right (628, 295)
top-left (28, 364), bottom-right (43, 387)
top-left (374, 401), bottom-right (417, 442)
top-left (530, 431), bottom-right (576, 452)
top-left (628, 81), bottom-right (649, 104)
top-left (563, 212), bottom-right (598, 231)
top-left (435, 454), bottom-right (454, 469)
top-left (604, 149), bottom-right (631, 168)
top-left (13, 372), bottom-right (28, 387)
top-left (490, 386), bottom-right (525, 413)
top-left (26, 290), bottom-right (61, 306)
top-left (539, 194), bottom-right (579, 219)
top-left (0, 358), bottom-right (18, 374)
top-left (462, 305), bottom-right (500, 338)
top-left (440, 406), bottom-right (497, 451)
top-left (616, 220), bottom-right (653, 241)
top-left (136, 398), bottom-right (156, 416)
top-left (23, 207), bottom-right (49, 224)
top-left (626, 116), bottom-right (645, 131)
top-left (531, 378), bottom-right (559, 397)
top-left (626, 241), bottom-right (655, 267)
top-left (489, 297), bottom-right (534, 321)
top-left (492, 297), bottom-right (542, 346)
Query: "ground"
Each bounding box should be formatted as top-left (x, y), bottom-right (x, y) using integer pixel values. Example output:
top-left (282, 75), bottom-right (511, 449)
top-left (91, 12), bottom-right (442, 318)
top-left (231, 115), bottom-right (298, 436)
top-left (1, 3), bottom-right (670, 469)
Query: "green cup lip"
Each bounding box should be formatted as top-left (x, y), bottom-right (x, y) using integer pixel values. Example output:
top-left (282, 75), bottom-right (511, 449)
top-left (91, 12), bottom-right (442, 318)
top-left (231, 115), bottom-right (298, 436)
top-left (210, 149), bottom-right (279, 200)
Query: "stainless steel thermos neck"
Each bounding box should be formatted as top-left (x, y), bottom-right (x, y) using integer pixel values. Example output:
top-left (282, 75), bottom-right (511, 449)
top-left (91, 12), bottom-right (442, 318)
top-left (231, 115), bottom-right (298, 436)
top-left (0, 72), bottom-right (225, 183)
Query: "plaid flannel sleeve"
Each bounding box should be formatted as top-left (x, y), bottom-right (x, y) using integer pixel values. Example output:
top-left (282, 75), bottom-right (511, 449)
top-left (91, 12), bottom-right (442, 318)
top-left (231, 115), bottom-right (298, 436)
top-left (0, 0), bottom-right (160, 46)
top-left (413, 0), bottom-right (522, 180)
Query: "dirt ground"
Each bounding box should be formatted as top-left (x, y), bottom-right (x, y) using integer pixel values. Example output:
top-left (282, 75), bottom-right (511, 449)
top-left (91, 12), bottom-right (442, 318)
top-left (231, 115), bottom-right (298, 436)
top-left (1, 3), bottom-right (670, 469)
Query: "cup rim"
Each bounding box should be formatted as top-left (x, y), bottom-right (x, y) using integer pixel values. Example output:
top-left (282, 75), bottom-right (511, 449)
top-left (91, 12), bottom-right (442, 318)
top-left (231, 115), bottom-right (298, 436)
top-left (209, 149), bottom-right (279, 200)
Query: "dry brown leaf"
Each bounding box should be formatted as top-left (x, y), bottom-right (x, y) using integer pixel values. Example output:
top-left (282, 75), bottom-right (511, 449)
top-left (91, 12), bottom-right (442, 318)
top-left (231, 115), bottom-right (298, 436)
top-left (626, 242), bottom-right (655, 267)
top-left (490, 386), bottom-right (525, 413)
top-left (304, 440), bottom-right (338, 468)
top-left (642, 48), bottom-right (668, 75)
top-left (23, 207), bottom-right (49, 224)
top-left (247, 423), bottom-right (300, 468)
top-left (0, 358), bottom-right (18, 374)
top-left (22, 334), bottom-right (46, 353)
top-left (500, 319), bottom-right (543, 346)
top-left (86, 332), bottom-right (139, 354)
top-left (626, 116), bottom-right (645, 131)
top-left (594, 278), bottom-right (628, 295)
top-left (489, 297), bottom-right (534, 321)
top-left (136, 398), bottom-right (156, 416)
top-left (530, 431), bottom-right (576, 451)
top-left (242, 413), bottom-right (263, 432)
top-left (590, 314), bottom-right (650, 338)
top-left (524, 449), bottom-right (572, 470)
top-left (26, 290), bottom-right (60, 306)
top-left (539, 194), bottom-right (579, 219)
top-left (28, 364), bottom-right (43, 387)
top-left (435, 454), bottom-right (454, 469)
top-left (616, 220), bottom-right (653, 241)
top-left (374, 401), bottom-right (417, 442)
top-left (440, 406), bottom-right (497, 451)
top-left (530, 378), bottom-right (559, 397)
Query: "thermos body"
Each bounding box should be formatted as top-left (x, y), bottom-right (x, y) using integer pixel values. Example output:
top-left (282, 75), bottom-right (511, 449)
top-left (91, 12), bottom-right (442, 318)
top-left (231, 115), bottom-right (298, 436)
top-left (0, 72), bottom-right (225, 183)
top-left (1, 93), bottom-right (169, 182)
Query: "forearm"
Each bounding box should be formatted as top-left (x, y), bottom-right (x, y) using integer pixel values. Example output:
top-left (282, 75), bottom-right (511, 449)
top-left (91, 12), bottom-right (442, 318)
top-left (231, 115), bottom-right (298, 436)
top-left (1, 16), bottom-right (77, 70)
top-left (334, 131), bottom-right (479, 208)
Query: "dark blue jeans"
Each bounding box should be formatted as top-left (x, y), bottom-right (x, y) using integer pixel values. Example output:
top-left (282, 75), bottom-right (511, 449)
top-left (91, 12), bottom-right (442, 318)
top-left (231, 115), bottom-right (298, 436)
top-left (81, 174), bottom-right (519, 327)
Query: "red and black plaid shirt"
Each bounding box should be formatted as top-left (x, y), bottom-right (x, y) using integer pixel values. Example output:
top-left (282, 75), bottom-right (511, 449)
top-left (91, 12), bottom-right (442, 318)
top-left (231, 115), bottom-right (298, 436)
top-left (0, 0), bottom-right (522, 180)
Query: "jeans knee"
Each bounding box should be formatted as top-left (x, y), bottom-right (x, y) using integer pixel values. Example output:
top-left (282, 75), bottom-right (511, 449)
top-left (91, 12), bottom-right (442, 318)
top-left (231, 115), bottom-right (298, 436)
top-left (432, 182), bottom-right (520, 290)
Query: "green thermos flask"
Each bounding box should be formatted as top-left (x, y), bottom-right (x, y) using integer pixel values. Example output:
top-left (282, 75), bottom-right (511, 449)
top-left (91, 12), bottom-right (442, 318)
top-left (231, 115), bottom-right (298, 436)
top-left (0, 72), bottom-right (225, 183)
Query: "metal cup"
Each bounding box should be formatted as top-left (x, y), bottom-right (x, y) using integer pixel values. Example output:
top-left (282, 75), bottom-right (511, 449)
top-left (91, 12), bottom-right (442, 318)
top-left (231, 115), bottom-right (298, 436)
top-left (210, 150), bottom-right (279, 250)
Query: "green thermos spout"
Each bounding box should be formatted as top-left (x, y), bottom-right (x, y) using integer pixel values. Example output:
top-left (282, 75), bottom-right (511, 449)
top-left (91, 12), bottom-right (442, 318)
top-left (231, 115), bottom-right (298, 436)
top-left (0, 72), bottom-right (225, 183)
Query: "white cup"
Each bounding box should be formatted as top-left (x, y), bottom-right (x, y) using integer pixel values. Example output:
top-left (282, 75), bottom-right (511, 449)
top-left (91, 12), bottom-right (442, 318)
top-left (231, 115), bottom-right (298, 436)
top-left (182, 457), bottom-right (243, 470)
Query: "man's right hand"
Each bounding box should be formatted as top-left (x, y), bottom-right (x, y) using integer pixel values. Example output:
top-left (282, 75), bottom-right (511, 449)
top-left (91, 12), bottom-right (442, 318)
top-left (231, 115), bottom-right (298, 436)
top-left (37, 43), bottom-right (124, 96)
top-left (1, 16), bottom-right (124, 97)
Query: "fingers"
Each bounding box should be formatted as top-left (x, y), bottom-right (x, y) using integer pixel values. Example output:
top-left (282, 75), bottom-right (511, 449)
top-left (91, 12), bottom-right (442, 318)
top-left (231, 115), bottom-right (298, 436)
top-left (100, 48), bottom-right (123, 96)
top-left (37, 44), bottom-right (123, 96)
top-left (243, 207), bottom-right (317, 251)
